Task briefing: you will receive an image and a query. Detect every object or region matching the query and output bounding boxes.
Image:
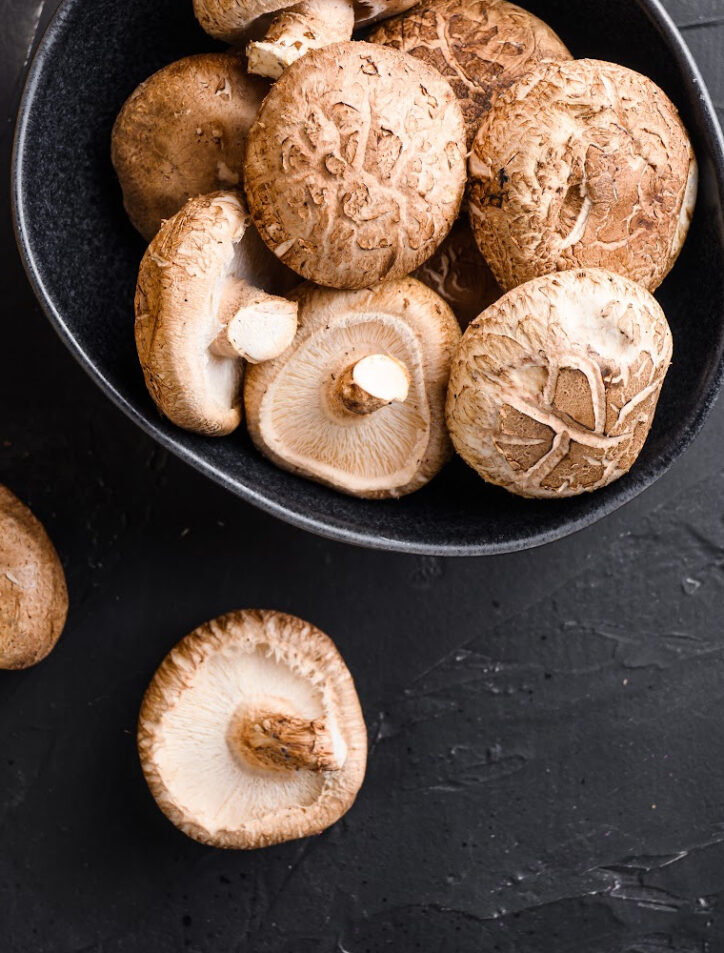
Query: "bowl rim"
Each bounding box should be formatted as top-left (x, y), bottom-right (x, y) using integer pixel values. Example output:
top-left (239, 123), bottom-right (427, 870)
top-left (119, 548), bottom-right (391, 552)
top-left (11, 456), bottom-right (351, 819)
top-left (11, 0), bottom-right (724, 557)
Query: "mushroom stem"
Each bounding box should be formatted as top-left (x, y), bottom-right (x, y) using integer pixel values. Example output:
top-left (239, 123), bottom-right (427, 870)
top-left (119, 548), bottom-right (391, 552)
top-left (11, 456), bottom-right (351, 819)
top-left (210, 278), bottom-right (298, 364)
top-left (230, 709), bottom-right (343, 772)
top-left (332, 354), bottom-right (411, 416)
top-left (246, 0), bottom-right (355, 79)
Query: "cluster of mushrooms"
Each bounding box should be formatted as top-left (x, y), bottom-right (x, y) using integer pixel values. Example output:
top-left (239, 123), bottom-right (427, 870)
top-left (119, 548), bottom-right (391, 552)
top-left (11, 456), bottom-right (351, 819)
top-left (113, 0), bottom-right (696, 501)
top-left (1, 0), bottom-right (700, 855)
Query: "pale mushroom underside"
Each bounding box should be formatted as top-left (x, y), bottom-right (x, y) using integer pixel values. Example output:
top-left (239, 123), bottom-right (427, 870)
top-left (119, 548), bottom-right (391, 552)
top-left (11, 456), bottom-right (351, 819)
top-left (135, 192), bottom-right (297, 437)
top-left (139, 611), bottom-right (367, 848)
top-left (245, 280), bottom-right (461, 498)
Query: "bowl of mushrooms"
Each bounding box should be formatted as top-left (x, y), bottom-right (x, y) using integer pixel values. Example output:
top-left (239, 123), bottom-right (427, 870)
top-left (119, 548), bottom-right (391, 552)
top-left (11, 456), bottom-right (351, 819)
top-left (13, 0), bottom-right (724, 554)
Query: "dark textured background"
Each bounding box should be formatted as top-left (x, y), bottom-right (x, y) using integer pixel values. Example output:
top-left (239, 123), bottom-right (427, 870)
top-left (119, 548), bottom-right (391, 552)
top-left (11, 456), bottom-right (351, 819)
top-left (3, 2), bottom-right (724, 951)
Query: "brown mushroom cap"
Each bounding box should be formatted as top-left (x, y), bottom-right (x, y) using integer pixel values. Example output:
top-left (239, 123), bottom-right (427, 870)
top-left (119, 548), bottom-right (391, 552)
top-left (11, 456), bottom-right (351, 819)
top-left (138, 609), bottom-right (367, 849)
top-left (245, 278), bottom-right (461, 498)
top-left (413, 219), bottom-right (502, 330)
top-left (446, 269), bottom-right (673, 498)
top-left (369, 0), bottom-right (571, 148)
top-left (111, 53), bottom-right (267, 241)
top-left (468, 59), bottom-right (698, 293)
top-left (0, 486), bottom-right (68, 670)
top-left (243, 41), bottom-right (467, 290)
top-left (194, 0), bottom-right (420, 45)
top-left (135, 191), bottom-right (299, 437)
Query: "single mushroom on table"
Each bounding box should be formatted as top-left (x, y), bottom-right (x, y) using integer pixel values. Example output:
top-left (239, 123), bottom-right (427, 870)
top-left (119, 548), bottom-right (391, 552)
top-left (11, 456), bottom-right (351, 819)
top-left (369, 0), bottom-right (571, 148)
top-left (135, 191), bottom-right (299, 437)
top-left (468, 59), bottom-right (698, 293)
top-left (193, 0), bottom-right (420, 79)
top-left (244, 278), bottom-right (461, 498)
top-left (243, 41), bottom-right (467, 290)
top-left (0, 486), bottom-right (68, 670)
top-left (414, 220), bottom-right (502, 330)
top-left (138, 609), bottom-right (367, 848)
top-left (112, 53), bottom-right (267, 241)
top-left (446, 269), bottom-right (674, 498)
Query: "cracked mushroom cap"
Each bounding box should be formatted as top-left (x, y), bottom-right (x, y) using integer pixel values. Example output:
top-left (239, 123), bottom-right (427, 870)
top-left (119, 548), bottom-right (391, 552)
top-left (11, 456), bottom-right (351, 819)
top-left (0, 486), bottom-right (68, 670)
top-left (111, 53), bottom-right (267, 241)
top-left (468, 58), bottom-right (698, 293)
top-left (138, 610), bottom-right (367, 849)
top-left (446, 269), bottom-right (673, 498)
top-left (243, 41), bottom-right (467, 290)
top-left (135, 191), bottom-right (299, 437)
top-left (369, 0), bottom-right (571, 148)
top-left (413, 219), bottom-right (502, 329)
top-left (244, 278), bottom-right (461, 498)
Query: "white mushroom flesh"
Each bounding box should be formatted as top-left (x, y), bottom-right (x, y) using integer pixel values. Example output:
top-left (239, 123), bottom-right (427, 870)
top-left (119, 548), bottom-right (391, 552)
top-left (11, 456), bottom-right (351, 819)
top-left (152, 640), bottom-right (346, 835)
top-left (137, 192), bottom-right (299, 436)
top-left (351, 354), bottom-right (410, 405)
top-left (211, 276), bottom-right (298, 363)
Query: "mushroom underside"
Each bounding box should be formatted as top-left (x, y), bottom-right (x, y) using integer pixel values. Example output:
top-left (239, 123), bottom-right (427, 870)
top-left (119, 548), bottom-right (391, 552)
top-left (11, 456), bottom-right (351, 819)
top-left (151, 644), bottom-right (338, 835)
top-left (255, 314), bottom-right (431, 494)
top-left (139, 610), bottom-right (367, 848)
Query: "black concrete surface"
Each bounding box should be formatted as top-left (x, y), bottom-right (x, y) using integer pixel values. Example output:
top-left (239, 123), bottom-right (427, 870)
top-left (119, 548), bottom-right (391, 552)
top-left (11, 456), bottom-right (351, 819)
top-left (2, 1), bottom-right (724, 950)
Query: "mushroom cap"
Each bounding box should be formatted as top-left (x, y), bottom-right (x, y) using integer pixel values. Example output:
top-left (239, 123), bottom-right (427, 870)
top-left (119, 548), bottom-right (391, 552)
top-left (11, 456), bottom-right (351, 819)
top-left (468, 58), bottom-right (698, 293)
top-left (135, 191), bottom-right (298, 437)
top-left (243, 41), bottom-right (467, 290)
top-left (138, 609), bottom-right (367, 849)
top-left (369, 0), bottom-right (571, 148)
top-left (194, 0), bottom-right (420, 43)
top-left (446, 269), bottom-right (673, 498)
top-left (413, 219), bottom-right (502, 329)
top-left (0, 486), bottom-right (68, 670)
top-left (245, 278), bottom-right (461, 498)
top-left (112, 53), bottom-right (267, 241)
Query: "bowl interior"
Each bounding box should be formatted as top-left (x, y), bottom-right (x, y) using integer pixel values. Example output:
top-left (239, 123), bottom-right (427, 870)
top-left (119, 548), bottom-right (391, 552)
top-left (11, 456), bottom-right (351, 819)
top-left (13, 0), bottom-right (724, 554)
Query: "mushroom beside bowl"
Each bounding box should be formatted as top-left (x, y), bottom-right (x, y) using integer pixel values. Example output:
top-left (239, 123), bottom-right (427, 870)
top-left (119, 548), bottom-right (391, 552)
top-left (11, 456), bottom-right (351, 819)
top-left (12, 0), bottom-right (724, 555)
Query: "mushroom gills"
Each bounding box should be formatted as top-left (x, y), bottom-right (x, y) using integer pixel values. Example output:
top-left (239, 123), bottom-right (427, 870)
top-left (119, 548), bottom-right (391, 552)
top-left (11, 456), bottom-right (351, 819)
top-left (247, 0), bottom-right (355, 79)
top-left (153, 645), bottom-right (341, 832)
top-left (211, 277), bottom-right (298, 364)
top-left (261, 315), bottom-right (429, 491)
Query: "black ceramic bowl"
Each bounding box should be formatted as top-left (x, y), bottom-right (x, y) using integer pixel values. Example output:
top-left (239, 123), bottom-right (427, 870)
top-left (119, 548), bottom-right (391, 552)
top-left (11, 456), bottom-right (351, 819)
top-left (12, 0), bottom-right (724, 555)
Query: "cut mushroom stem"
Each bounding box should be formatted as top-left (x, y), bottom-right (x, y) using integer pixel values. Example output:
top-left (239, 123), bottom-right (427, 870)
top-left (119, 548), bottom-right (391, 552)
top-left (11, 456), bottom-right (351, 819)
top-left (211, 278), bottom-right (298, 364)
top-left (247, 0), bottom-right (355, 79)
top-left (334, 354), bottom-right (411, 416)
top-left (229, 708), bottom-right (344, 772)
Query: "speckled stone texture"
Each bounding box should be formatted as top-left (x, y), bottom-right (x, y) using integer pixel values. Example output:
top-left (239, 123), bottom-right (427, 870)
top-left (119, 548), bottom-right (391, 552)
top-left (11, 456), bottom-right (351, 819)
top-left (3, 1), bottom-right (724, 951)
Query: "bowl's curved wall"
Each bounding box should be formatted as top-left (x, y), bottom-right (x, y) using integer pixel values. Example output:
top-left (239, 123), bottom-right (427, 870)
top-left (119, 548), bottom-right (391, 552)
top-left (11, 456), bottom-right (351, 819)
top-left (12, 0), bottom-right (724, 554)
